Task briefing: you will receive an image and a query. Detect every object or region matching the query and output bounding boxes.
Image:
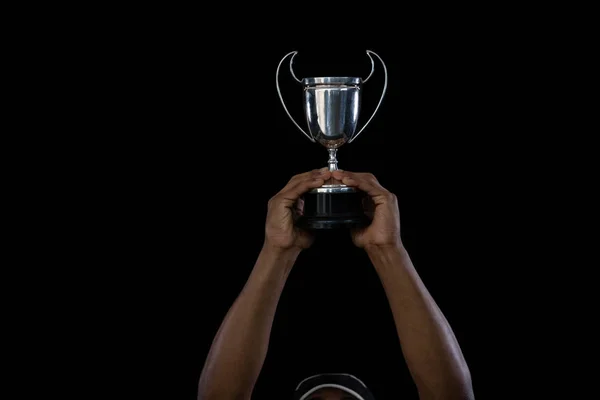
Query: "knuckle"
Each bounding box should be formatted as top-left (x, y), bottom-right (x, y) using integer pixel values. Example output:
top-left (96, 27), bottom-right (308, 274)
top-left (386, 192), bottom-right (397, 203)
top-left (290, 172), bottom-right (310, 183)
top-left (309, 170), bottom-right (322, 179)
top-left (356, 172), bottom-right (376, 182)
top-left (365, 173), bottom-right (377, 182)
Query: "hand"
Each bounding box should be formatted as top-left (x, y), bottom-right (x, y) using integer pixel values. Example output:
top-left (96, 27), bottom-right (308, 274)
top-left (331, 170), bottom-right (402, 249)
top-left (264, 168), bottom-right (331, 251)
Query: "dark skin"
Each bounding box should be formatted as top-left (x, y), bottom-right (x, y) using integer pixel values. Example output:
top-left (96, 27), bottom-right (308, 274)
top-left (198, 168), bottom-right (474, 400)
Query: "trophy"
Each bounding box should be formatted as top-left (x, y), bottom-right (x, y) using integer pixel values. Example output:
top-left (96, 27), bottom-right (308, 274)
top-left (276, 50), bottom-right (388, 230)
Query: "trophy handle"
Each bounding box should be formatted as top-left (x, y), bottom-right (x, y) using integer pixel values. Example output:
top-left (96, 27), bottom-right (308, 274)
top-left (276, 51), bottom-right (316, 143)
top-left (348, 50), bottom-right (388, 144)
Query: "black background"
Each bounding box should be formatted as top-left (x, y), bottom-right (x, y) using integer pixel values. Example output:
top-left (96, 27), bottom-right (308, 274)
top-left (80, 14), bottom-right (570, 399)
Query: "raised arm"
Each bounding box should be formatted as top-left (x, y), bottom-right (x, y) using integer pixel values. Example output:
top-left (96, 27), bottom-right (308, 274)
top-left (332, 170), bottom-right (475, 400)
top-left (197, 168), bottom-right (331, 400)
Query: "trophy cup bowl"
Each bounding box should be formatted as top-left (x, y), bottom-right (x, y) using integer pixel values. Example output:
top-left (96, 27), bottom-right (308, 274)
top-left (276, 50), bottom-right (388, 229)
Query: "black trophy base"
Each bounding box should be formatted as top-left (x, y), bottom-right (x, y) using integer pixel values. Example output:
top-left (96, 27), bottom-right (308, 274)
top-left (296, 188), bottom-right (370, 230)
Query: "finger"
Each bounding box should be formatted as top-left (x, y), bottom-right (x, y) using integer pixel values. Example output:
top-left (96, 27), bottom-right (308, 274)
top-left (269, 169), bottom-right (330, 211)
top-left (279, 168), bottom-right (329, 194)
top-left (276, 174), bottom-right (329, 207)
top-left (331, 171), bottom-right (388, 198)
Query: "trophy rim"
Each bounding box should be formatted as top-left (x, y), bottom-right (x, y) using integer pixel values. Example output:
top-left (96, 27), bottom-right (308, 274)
top-left (309, 185), bottom-right (357, 194)
top-left (303, 77), bottom-right (361, 86)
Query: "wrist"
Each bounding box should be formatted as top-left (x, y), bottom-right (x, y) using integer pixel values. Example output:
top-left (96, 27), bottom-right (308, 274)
top-left (364, 243), bottom-right (409, 270)
top-left (263, 235), bottom-right (306, 254)
top-left (245, 243), bottom-right (300, 294)
top-left (261, 241), bottom-right (302, 263)
top-left (364, 242), bottom-right (406, 256)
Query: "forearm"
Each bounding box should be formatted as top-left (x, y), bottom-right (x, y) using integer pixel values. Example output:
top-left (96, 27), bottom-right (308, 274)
top-left (366, 245), bottom-right (474, 399)
top-left (198, 245), bottom-right (300, 400)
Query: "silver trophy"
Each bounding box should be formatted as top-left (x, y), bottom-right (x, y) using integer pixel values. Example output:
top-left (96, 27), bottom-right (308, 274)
top-left (276, 50), bottom-right (388, 229)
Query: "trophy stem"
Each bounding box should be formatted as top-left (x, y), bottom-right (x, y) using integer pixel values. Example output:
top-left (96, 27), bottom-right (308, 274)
top-left (327, 149), bottom-right (338, 171)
